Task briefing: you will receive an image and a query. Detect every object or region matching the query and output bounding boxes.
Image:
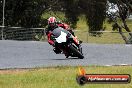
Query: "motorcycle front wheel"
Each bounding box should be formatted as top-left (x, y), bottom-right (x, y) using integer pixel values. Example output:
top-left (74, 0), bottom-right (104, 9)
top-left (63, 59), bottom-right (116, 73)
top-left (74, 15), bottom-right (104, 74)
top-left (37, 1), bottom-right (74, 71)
top-left (69, 44), bottom-right (84, 59)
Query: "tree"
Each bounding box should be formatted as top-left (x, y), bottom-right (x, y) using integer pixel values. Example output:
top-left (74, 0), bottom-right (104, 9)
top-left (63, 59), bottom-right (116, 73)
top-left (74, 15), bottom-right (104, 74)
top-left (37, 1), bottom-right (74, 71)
top-left (2, 0), bottom-right (49, 27)
top-left (63, 0), bottom-right (80, 29)
top-left (107, 0), bottom-right (132, 44)
top-left (76, 0), bottom-right (107, 36)
top-left (0, 0), bottom-right (107, 34)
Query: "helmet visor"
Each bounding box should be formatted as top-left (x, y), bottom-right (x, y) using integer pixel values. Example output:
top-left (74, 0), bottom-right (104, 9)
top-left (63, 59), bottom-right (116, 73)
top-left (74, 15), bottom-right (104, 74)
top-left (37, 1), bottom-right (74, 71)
top-left (49, 23), bottom-right (55, 27)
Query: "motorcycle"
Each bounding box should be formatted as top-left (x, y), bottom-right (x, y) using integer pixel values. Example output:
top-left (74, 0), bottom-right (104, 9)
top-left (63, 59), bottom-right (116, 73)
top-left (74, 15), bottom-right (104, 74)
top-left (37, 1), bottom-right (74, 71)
top-left (51, 27), bottom-right (84, 59)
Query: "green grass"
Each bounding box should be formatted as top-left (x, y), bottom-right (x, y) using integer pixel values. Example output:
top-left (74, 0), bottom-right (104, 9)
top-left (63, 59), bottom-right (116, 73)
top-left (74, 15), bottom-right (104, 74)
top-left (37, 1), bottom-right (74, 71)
top-left (0, 66), bottom-right (132, 88)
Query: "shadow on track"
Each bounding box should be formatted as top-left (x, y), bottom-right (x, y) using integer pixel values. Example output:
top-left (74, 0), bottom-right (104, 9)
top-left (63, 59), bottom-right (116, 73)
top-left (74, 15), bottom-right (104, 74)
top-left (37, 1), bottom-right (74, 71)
top-left (52, 57), bottom-right (80, 60)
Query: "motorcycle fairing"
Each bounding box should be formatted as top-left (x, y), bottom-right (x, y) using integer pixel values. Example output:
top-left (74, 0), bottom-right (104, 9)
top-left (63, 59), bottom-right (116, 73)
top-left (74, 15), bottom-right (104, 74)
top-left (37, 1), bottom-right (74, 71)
top-left (55, 31), bottom-right (67, 43)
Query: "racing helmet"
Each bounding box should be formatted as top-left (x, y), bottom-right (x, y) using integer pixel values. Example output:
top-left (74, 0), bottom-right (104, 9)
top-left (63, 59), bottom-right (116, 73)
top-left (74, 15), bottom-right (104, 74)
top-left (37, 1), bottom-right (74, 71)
top-left (48, 17), bottom-right (57, 27)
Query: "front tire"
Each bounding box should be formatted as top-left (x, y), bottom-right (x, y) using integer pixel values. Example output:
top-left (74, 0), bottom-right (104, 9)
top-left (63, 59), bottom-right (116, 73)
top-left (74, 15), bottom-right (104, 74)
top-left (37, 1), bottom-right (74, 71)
top-left (69, 44), bottom-right (84, 59)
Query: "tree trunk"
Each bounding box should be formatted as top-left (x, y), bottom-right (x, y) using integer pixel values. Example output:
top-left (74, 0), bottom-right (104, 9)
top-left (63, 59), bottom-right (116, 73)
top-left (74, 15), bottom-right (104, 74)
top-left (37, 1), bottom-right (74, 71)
top-left (117, 23), bottom-right (128, 44)
top-left (117, 1), bottom-right (132, 43)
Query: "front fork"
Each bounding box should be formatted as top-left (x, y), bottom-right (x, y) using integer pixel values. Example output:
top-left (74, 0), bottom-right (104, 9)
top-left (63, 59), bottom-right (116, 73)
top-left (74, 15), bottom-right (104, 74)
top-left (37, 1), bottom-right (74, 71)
top-left (69, 43), bottom-right (83, 55)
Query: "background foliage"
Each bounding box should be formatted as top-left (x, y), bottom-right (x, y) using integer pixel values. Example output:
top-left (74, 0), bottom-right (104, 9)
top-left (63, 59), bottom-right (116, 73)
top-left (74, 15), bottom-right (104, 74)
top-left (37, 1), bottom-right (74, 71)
top-left (0, 0), bottom-right (106, 32)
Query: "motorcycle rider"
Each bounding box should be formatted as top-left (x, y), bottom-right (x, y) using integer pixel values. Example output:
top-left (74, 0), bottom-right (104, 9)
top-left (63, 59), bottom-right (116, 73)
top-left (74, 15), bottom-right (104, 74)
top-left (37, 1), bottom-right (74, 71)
top-left (45, 17), bottom-right (75, 55)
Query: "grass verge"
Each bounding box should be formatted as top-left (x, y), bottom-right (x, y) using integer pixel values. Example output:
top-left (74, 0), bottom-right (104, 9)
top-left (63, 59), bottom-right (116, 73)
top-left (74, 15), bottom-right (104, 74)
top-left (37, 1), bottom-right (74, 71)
top-left (0, 66), bottom-right (132, 88)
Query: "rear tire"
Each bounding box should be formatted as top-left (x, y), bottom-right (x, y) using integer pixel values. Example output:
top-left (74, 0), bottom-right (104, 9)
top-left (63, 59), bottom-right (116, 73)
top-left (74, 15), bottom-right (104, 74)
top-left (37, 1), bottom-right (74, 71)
top-left (69, 44), bottom-right (84, 59)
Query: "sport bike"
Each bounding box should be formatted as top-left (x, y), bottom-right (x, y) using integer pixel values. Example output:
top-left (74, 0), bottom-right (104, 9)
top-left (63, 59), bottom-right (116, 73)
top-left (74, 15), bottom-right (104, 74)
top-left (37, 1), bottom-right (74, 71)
top-left (51, 27), bottom-right (84, 59)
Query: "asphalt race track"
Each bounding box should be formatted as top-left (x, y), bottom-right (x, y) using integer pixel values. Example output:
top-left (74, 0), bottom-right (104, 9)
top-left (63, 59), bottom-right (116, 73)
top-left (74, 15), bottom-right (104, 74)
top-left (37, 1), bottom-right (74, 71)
top-left (0, 40), bottom-right (132, 69)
